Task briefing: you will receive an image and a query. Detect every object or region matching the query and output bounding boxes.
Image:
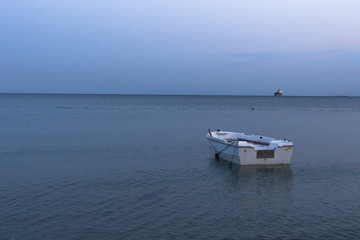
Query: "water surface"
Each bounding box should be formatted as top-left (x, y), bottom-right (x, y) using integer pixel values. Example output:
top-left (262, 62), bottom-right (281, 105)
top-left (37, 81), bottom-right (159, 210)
top-left (1, 94), bottom-right (360, 239)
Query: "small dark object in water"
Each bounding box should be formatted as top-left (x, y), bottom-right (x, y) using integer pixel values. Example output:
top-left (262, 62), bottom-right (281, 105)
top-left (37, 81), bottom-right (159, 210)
top-left (251, 107), bottom-right (254, 110)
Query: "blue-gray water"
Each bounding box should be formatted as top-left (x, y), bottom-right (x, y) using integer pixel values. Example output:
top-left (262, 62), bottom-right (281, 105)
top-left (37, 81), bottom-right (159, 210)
top-left (1, 94), bottom-right (360, 239)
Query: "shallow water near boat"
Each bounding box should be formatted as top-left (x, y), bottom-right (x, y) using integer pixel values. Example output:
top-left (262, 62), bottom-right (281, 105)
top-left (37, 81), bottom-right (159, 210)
top-left (1, 94), bottom-right (360, 239)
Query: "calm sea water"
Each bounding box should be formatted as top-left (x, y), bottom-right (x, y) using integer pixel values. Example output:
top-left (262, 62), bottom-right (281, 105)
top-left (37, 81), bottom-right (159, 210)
top-left (1, 94), bottom-right (360, 239)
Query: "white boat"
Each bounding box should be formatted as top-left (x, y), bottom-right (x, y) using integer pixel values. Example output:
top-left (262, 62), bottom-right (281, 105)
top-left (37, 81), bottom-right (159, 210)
top-left (206, 130), bottom-right (294, 165)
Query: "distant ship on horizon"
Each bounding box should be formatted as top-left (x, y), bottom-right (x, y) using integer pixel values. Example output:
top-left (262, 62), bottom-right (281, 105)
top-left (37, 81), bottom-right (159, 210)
top-left (274, 89), bottom-right (283, 96)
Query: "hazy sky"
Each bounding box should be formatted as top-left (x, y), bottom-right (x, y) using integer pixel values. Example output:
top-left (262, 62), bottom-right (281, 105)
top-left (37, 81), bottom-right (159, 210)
top-left (1, 0), bottom-right (360, 95)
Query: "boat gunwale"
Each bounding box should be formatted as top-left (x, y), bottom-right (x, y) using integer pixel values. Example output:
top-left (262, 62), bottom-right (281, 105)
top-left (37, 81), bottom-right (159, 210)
top-left (206, 134), bottom-right (294, 148)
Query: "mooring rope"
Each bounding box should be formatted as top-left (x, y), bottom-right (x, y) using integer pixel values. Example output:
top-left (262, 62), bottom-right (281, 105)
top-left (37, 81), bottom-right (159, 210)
top-left (215, 140), bottom-right (239, 159)
top-left (229, 141), bottom-right (238, 169)
top-left (215, 140), bottom-right (235, 159)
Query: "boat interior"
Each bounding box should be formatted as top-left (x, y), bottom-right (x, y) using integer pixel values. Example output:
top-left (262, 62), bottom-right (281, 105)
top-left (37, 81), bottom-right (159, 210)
top-left (213, 131), bottom-right (273, 145)
top-left (209, 130), bottom-right (293, 150)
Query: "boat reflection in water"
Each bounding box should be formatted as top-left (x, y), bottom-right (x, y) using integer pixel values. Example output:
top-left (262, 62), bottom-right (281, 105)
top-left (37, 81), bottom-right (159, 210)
top-left (208, 159), bottom-right (293, 193)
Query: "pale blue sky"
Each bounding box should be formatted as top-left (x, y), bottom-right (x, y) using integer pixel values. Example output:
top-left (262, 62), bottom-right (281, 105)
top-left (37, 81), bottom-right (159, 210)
top-left (1, 0), bottom-right (359, 95)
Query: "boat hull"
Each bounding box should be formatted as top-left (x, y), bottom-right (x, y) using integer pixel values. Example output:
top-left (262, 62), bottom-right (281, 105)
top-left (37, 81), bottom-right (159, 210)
top-left (207, 137), bottom-right (293, 165)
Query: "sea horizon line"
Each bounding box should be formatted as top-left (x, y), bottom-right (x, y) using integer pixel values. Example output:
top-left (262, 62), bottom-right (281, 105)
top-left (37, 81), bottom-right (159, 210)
top-left (0, 92), bottom-right (357, 97)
